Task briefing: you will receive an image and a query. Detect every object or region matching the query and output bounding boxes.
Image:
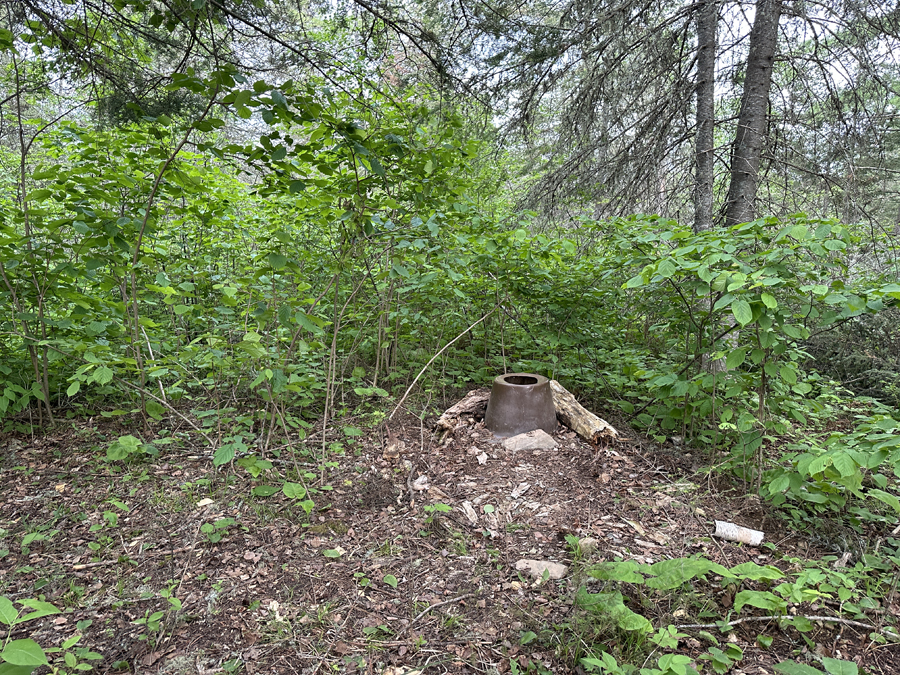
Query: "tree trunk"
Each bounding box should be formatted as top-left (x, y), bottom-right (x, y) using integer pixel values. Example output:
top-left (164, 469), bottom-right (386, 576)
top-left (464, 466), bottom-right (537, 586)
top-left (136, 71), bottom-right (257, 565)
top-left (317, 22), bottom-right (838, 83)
top-left (724, 0), bottom-right (782, 226)
top-left (694, 0), bottom-right (717, 233)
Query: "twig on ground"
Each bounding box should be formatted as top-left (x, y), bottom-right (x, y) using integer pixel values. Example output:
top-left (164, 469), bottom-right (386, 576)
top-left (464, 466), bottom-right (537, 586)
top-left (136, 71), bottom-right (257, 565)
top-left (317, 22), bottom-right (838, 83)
top-left (73, 545), bottom-right (194, 570)
top-left (677, 614), bottom-right (900, 639)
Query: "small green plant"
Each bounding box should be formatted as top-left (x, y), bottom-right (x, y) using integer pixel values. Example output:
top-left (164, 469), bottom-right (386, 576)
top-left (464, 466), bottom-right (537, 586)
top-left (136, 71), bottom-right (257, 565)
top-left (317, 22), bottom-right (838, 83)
top-left (132, 583), bottom-right (182, 646)
top-left (423, 502), bottom-right (451, 524)
top-left (106, 435), bottom-right (157, 461)
top-left (236, 455), bottom-right (274, 479)
top-left (650, 625), bottom-right (689, 650)
top-left (200, 517), bottom-right (236, 544)
top-left (282, 482), bottom-right (315, 515)
top-left (700, 644), bottom-right (744, 674)
top-left (21, 528), bottom-right (58, 554)
top-left (361, 624), bottom-right (393, 640)
top-left (564, 533), bottom-right (582, 559)
top-left (1, 596), bottom-right (102, 674)
top-left (581, 652), bottom-right (698, 675)
top-left (510, 657), bottom-right (553, 675)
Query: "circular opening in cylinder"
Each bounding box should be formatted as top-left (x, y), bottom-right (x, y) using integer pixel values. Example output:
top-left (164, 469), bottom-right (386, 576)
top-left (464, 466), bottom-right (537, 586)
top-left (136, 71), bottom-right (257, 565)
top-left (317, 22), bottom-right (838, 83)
top-left (504, 375), bottom-right (538, 385)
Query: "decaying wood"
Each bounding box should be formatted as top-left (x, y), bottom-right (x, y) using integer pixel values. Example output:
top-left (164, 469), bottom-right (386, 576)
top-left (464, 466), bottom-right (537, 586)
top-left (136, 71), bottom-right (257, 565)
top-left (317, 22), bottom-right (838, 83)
top-left (549, 379), bottom-right (619, 447)
top-left (434, 388), bottom-right (490, 439)
top-left (714, 520), bottom-right (764, 546)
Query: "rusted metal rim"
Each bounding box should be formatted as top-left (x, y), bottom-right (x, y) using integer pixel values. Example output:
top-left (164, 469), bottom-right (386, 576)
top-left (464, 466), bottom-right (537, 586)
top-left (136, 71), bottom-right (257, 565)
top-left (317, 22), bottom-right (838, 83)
top-left (484, 372), bottom-right (558, 438)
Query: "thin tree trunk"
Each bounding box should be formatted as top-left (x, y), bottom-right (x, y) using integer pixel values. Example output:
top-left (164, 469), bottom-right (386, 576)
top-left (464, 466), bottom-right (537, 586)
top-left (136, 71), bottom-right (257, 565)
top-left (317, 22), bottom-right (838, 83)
top-left (724, 0), bottom-right (782, 226)
top-left (694, 0), bottom-right (723, 373)
top-left (694, 0), bottom-right (717, 233)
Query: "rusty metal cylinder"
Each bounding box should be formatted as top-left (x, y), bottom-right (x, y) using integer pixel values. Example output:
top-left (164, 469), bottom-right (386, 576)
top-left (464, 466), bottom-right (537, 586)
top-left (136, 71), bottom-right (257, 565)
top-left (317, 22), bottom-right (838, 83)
top-left (484, 373), bottom-right (558, 438)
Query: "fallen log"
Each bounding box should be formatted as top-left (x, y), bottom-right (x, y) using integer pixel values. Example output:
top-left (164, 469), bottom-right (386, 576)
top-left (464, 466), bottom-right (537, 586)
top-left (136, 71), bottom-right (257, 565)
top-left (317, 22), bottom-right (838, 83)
top-left (549, 380), bottom-right (619, 447)
top-left (434, 388), bottom-right (490, 440)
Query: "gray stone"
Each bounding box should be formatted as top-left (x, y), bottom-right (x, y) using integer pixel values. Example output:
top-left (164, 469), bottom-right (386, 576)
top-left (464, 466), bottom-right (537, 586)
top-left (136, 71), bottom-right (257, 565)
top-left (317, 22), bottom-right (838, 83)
top-left (579, 537), bottom-right (600, 555)
top-left (515, 559), bottom-right (569, 580)
top-left (502, 429), bottom-right (559, 452)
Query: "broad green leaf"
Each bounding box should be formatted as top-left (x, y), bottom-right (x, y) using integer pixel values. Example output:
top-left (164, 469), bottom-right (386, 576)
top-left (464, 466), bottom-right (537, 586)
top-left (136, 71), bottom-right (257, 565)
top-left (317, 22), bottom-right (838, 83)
top-left (821, 658), bottom-right (857, 675)
top-left (780, 365), bottom-right (797, 385)
top-left (734, 590), bottom-right (785, 614)
top-left (713, 293), bottom-right (734, 311)
top-left (576, 589), bottom-right (652, 633)
top-left (27, 189), bottom-right (52, 202)
top-left (251, 485), bottom-right (279, 497)
top-left (282, 483), bottom-right (307, 499)
top-left (323, 549), bottom-right (342, 558)
top-left (587, 560), bottom-right (644, 583)
top-left (368, 156), bottom-right (385, 176)
top-left (782, 324), bottom-right (802, 339)
top-left (728, 562), bottom-right (783, 581)
top-left (789, 225), bottom-right (809, 240)
top-left (0, 662), bottom-right (34, 675)
top-left (145, 400), bottom-right (166, 421)
top-left (831, 453), bottom-right (858, 478)
top-left (382, 574), bottom-right (398, 588)
top-left (520, 631), bottom-right (537, 645)
top-left (807, 454), bottom-right (831, 476)
top-left (869, 489), bottom-right (900, 513)
top-left (0, 639), bottom-right (48, 666)
top-left (725, 347), bottom-right (749, 370)
top-left (657, 259), bottom-right (677, 278)
top-left (760, 292), bottom-right (777, 308)
top-left (774, 661), bottom-right (825, 675)
top-left (17, 600), bottom-right (60, 625)
top-left (66, 381), bottom-right (80, 397)
top-left (213, 445), bottom-right (235, 467)
top-left (732, 298), bottom-right (752, 326)
top-left (767, 473), bottom-right (790, 495)
top-left (295, 312), bottom-right (323, 334)
top-left (93, 366), bottom-right (114, 385)
top-left (268, 253), bottom-right (287, 270)
top-left (0, 597), bottom-right (16, 626)
top-left (645, 557), bottom-right (731, 590)
top-left (270, 89), bottom-right (287, 108)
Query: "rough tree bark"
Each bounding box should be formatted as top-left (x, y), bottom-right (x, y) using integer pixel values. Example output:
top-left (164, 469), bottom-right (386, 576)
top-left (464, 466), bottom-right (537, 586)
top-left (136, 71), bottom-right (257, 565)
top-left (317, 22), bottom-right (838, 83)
top-left (549, 380), bottom-right (619, 447)
top-left (434, 388), bottom-right (490, 440)
top-left (693, 0), bottom-right (717, 233)
top-left (724, 0), bottom-right (783, 226)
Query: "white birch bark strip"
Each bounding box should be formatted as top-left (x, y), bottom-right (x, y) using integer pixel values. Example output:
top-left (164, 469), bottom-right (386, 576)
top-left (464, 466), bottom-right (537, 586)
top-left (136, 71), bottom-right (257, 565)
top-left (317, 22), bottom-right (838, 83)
top-left (714, 520), bottom-right (764, 546)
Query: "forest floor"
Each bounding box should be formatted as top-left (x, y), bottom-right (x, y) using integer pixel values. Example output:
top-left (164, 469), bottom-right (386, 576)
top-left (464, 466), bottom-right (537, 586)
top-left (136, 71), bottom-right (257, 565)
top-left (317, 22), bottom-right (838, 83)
top-left (1, 396), bottom-right (898, 675)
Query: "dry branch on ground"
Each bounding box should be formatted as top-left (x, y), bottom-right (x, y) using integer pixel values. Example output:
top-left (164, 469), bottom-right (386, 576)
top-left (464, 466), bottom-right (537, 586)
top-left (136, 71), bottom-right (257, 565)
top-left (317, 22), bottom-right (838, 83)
top-left (549, 379), bottom-right (619, 447)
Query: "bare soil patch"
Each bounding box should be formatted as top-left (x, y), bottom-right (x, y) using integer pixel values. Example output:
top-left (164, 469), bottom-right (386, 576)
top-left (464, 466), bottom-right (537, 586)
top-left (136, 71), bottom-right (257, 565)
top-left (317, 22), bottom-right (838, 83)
top-left (1, 404), bottom-right (897, 674)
